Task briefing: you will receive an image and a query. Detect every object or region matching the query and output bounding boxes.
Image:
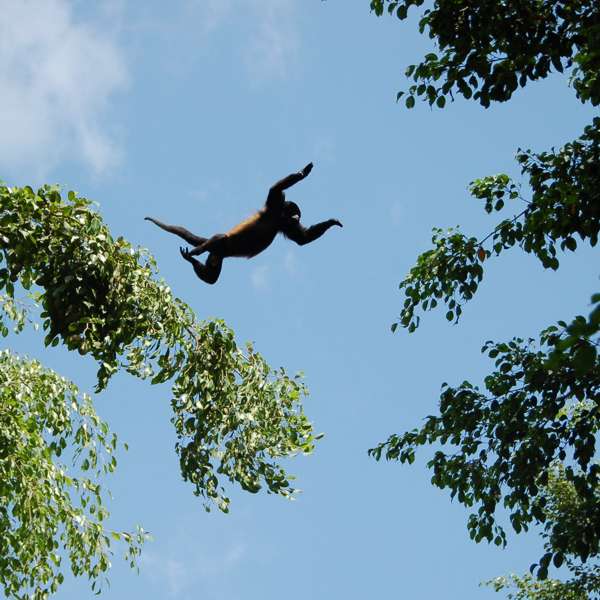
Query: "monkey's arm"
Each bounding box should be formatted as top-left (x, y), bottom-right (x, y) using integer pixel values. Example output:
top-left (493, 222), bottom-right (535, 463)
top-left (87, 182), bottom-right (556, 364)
top-left (266, 162), bottom-right (313, 209)
top-left (282, 218), bottom-right (342, 246)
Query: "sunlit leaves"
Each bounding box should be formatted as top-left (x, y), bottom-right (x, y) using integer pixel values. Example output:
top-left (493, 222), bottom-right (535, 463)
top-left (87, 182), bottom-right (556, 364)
top-left (0, 183), bottom-right (317, 511)
top-left (484, 572), bottom-right (589, 600)
top-left (394, 227), bottom-right (482, 332)
top-left (470, 174), bottom-right (520, 214)
top-left (0, 350), bottom-right (147, 599)
top-left (484, 464), bottom-right (600, 596)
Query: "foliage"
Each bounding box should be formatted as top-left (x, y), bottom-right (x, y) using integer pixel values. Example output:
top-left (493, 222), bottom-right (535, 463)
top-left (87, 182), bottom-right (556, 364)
top-left (0, 350), bottom-right (146, 599)
top-left (0, 182), bottom-right (318, 511)
top-left (368, 0), bottom-right (600, 593)
top-left (483, 465), bottom-right (600, 598)
top-left (370, 0), bottom-right (600, 108)
top-left (371, 299), bottom-right (599, 570)
top-left (484, 573), bottom-right (587, 600)
top-left (395, 118), bottom-right (600, 333)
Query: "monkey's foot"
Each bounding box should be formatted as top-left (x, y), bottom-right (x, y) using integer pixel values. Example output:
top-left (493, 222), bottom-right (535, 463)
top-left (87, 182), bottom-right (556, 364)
top-left (179, 246), bottom-right (193, 263)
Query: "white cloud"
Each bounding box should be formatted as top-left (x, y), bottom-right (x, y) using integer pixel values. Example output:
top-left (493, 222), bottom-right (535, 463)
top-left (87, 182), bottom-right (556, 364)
top-left (0, 0), bottom-right (128, 176)
top-left (147, 0), bottom-right (299, 84)
top-left (244, 0), bottom-right (299, 82)
top-left (197, 0), bottom-right (233, 35)
top-left (223, 541), bottom-right (246, 565)
top-left (142, 553), bottom-right (190, 598)
top-left (251, 264), bottom-right (271, 291)
top-left (283, 249), bottom-right (300, 276)
top-left (142, 541), bottom-right (247, 598)
top-left (176, 0), bottom-right (233, 38)
top-left (165, 559), bottom-right (187, 597)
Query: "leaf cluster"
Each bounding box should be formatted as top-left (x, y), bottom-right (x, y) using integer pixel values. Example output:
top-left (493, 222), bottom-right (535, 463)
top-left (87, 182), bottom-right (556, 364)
top-left (394, 226), bottom-right (481, 332)
top-left (0, 350), bottom-right (147, 599)
top-left (372, 299), bottom-right (600, 573)
top-left (394, 119), bottom-right (600, 332)
top-left (371, 0), bottom-right (600, 108)
top-left (484, 466), bottom-right (600, 598)
top-left (484, 572), bottom-right (588, 600)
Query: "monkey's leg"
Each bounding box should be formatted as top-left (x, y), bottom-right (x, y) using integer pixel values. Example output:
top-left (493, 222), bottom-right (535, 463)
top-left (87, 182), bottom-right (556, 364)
top-left (189, 234), bottom-right (228, 257)
top-left (145, 217), bottom-right (207, 247)
top-left (179, 248), bottom-right (223, 285)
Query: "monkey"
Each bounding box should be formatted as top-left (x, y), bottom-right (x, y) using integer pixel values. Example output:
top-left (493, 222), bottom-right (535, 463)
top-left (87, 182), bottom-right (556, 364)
top-left (145, 162), bottom-right (342, 284)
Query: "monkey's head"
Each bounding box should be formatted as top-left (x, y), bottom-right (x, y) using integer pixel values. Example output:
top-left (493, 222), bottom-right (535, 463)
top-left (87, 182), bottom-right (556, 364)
top-left (282, 201), bottom-right (301, 222)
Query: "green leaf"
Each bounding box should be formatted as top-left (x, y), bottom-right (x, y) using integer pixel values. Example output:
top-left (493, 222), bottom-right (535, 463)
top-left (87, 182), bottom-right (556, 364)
top-left (573, 344), bottom-right (597, 375)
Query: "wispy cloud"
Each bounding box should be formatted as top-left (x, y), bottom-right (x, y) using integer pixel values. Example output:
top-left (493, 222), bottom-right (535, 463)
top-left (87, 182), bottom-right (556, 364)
top-left (181, 0), bottom-right (299, 83)
top-left (141, 0), bottom-right (299, 85)
top-left (165, 558), bottom-right (187, 597)
top-left (142, 541), bottom-right (247, 598)
top-left (0, 0), bottom-right (128, 177)
top-left (244, 0), bottom-right (299, 82)
top-left (251, 264), bottom-right (271, 291)
top-left (283, 249), bottom-right (301, 277)
top-left (184, 0), bottom-right (233, 36)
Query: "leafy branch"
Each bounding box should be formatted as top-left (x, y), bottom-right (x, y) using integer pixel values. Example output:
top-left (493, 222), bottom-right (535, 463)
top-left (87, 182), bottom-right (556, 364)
top-left (394, 119), bottom-right (600, 333)
top-left (0, 350), bottom-right (148, 599)
top-left (370, 0), bottom-right (600, 108)
top-left (0, 183), bottom-right (319, 512)
top-left (373, 296), bottom-right (600, 576)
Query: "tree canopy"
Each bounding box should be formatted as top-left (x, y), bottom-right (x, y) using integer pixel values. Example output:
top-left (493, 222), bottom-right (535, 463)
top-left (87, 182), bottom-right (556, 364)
top-left (0, 183), bottom-right (318, 597)
top-left (368, 0), bottom-right (600, 595)
top-left (370, 0), bottom-right (600, 109)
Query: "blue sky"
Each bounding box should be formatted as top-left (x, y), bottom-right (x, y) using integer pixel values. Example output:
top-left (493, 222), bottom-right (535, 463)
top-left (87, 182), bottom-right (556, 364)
top-left (1, 1), bottom-right (598, 599)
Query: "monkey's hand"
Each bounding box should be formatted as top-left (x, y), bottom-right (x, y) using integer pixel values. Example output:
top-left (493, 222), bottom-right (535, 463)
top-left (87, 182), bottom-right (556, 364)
top-left (330, 219), bottom-right (343, 227)
top-left (301, 162), bottom-right (314, 178)
top-left (179, 246), bottom-right (194, 262)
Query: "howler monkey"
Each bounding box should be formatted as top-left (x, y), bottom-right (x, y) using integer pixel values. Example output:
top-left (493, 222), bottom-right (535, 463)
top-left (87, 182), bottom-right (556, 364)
top-left (145, 162), bottom-right (342, 284)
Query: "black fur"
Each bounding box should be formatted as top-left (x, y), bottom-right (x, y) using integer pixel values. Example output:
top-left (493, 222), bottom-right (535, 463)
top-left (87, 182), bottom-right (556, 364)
top-left (145, 163), bottom-right (342, 284)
